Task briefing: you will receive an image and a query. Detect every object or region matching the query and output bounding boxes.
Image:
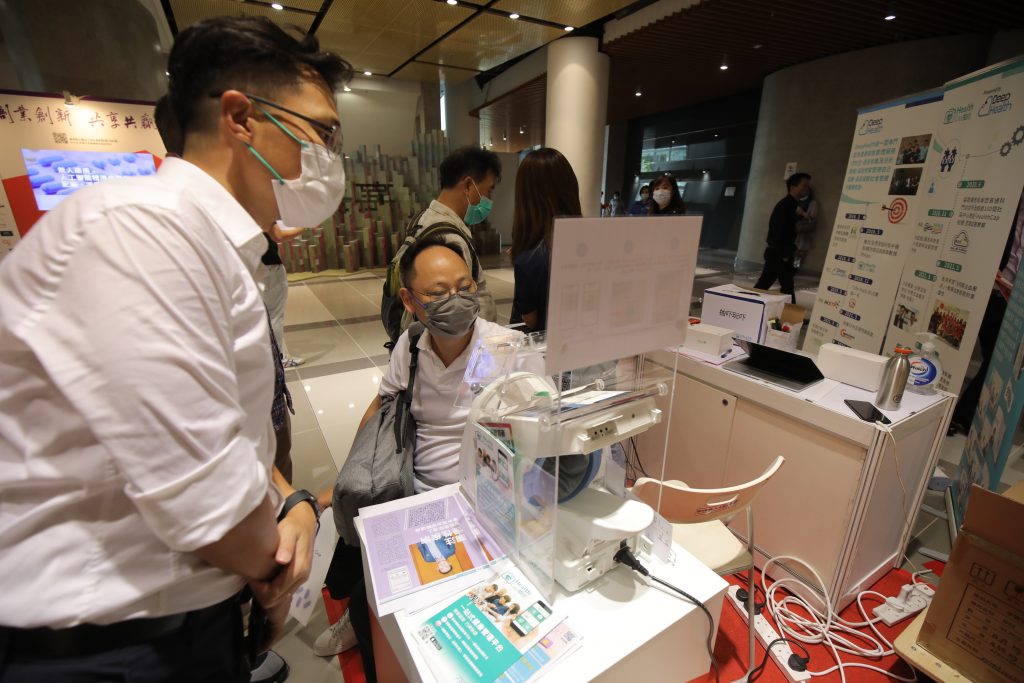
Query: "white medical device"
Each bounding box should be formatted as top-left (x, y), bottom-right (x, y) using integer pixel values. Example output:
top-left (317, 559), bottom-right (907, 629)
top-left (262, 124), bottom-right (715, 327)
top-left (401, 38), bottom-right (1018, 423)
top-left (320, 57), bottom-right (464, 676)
top-left (466, 371), bottom-right (663, 591)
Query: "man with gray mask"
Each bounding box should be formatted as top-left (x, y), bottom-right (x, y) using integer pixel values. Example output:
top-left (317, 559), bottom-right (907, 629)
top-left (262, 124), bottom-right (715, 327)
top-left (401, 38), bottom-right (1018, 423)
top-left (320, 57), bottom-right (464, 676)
top-left (312, 236), bottom-right (525, 669)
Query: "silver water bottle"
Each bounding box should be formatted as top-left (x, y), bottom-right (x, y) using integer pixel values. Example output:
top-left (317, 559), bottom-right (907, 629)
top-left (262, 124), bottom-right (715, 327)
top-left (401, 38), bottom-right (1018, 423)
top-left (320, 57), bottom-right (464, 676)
top-left (876, 347), bottom-right (912, 410)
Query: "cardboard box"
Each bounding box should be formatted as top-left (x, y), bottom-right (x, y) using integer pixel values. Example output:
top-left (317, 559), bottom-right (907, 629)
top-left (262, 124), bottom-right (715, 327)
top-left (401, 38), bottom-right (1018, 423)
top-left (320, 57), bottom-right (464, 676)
top-left (700, 285), bottom-right (788, 344)
top-left (917, 482), bottom-right (1024, 683)
top-left (762, 303), bottom-right (806, 351)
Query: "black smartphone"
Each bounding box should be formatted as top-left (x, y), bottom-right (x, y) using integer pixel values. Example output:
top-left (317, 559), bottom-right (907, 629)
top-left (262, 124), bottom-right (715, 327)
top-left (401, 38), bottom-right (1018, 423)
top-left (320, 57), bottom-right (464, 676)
top-left (845, 399), bottom-right (891, 424)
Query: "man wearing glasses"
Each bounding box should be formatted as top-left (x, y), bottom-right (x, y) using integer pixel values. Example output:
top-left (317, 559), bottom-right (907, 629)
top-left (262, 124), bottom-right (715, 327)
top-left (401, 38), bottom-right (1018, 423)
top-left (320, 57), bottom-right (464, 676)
top-left (313, 236), bottom-right (535, 671)
top-left (0, 17), bottom-right (349, 682)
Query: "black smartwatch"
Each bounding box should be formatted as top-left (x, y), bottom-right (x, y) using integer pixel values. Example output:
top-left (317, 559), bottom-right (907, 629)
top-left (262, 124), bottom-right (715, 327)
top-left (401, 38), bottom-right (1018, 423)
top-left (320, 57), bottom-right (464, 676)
top-left (278, 489), bottom-right (320, 526)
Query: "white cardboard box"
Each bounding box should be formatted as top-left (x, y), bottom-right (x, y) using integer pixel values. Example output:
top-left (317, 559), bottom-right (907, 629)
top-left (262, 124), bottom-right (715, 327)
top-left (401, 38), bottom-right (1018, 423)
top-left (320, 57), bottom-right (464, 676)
top-left (700, 284), bottom-right (788, 344)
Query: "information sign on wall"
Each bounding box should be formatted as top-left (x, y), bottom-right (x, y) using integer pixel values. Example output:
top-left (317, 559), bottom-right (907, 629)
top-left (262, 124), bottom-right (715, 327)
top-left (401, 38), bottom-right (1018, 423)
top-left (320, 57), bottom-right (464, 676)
top-left (0, 90), bottom-right (166, 262)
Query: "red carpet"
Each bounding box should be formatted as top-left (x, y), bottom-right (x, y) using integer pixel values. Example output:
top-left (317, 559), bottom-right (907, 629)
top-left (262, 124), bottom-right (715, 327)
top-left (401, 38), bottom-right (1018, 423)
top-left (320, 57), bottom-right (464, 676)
top-left (691, 568), bottom-right (929, 683)
top-left (321, 588), bottom-right (366, 683)
top-left (320, 569), bottom-right (927, 683)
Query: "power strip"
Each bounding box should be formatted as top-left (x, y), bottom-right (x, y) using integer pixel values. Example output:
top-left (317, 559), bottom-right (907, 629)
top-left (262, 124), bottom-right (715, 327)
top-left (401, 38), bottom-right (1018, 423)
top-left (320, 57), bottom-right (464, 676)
top-left (726, 585), bottom-right (811, 683)
top-left (872, 582), bottom-right (935, 627)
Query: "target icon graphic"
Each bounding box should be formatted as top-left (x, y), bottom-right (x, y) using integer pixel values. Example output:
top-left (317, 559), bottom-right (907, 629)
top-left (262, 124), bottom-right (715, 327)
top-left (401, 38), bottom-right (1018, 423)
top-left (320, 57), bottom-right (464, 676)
top-left (885, 197), bottom-right (908, 223)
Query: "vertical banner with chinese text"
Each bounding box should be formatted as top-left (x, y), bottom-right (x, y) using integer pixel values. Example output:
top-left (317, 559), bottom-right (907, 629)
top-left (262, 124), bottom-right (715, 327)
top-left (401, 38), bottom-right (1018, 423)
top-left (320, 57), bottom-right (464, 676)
top-left (885, 57), bottom-right (1024, 395)
top-left (804, 92), bottom-right (943, 356)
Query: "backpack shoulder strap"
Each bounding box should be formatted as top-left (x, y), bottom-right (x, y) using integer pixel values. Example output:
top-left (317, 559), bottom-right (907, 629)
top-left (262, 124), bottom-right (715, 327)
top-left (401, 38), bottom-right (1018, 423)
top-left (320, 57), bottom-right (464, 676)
top-left (394, 324), bottom-right (424, 450)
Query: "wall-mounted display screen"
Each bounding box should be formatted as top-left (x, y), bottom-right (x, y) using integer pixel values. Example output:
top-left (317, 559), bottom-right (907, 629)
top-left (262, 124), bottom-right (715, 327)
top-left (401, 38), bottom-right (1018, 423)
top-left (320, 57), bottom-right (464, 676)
top-left (21, 149), bottom-right (157, 211)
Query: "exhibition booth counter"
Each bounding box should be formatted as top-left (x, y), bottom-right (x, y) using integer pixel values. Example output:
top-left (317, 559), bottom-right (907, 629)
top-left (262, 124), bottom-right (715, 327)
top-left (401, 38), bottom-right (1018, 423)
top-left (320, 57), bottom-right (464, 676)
top-left (637, 347), bottom-right (954, 612)
top-left (356, 486), bottom-right (729, 683)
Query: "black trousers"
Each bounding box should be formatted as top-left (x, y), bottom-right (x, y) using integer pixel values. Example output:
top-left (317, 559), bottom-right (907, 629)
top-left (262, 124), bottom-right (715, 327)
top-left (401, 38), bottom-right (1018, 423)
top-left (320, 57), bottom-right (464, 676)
top-left (952, 290), bottom-right (1008, 427)
top-left (0, 597), bottom-right (247, 683)
top-left (325, 542), bottom-right (376, 683)
top-left (754, 246), bottom-right (796, 303)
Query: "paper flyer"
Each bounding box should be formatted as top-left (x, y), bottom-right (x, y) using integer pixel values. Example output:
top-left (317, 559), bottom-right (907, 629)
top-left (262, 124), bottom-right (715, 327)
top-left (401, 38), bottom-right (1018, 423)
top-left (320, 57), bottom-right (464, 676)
top-left (495, 622), bottom-right (581, 683)
top-left (473, 426), bottom-right (517, 553)
top-left (361, 490), bottom-right (501, 607)
top-left (412, 566), bottom-right (565, 682)
top-left (288, 513), bottom-right (337, 626)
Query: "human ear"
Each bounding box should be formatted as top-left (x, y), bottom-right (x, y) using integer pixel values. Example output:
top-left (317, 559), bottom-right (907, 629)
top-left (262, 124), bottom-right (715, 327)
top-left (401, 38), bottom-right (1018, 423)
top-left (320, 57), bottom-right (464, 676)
top-left (220, 90), bottom-right (255, 145)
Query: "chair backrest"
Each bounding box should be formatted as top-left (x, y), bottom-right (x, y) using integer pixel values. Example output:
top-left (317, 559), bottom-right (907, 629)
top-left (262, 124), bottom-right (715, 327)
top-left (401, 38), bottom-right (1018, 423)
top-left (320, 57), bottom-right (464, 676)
top-left (632, 455), bottom-right (785, 525)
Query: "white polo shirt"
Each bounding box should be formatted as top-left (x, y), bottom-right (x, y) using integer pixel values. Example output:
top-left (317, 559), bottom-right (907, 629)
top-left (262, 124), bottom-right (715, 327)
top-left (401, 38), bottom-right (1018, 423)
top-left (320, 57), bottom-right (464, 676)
top-left (0, 158), bottom-right (276, 628)
top-left (380, 318), bottom-right (520, 492)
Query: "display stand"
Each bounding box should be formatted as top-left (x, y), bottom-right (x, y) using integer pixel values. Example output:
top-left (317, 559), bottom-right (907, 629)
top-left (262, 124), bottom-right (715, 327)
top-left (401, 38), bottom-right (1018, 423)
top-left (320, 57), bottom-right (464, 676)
top-left (638, 348), bottom-right (954, 611)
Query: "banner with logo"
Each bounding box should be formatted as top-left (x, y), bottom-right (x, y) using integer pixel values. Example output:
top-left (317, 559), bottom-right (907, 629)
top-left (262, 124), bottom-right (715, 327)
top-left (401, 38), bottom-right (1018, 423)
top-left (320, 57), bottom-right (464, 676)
top-left (953, 195), bottom-right (1024, 525)
top-left (885, 57), bottom-right (1024, 394)
top-left (0, 90), bottom-right (165, 262)
top-left (804, 91), bottom-right (944, 355)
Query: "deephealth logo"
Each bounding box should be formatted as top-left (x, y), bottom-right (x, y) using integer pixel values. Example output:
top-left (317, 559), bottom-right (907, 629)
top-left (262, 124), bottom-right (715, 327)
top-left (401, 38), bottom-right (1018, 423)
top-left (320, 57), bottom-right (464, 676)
top-left (830, 266), bottom-right (848, 278)
top-left (944, 104), bottom-right (974, 124)
top-left (857, 260), bottom-right (877, 273)
top-left (978, 90), bottom-right (1012, 117)
top-left (858, 118), bottom-right (884, 135)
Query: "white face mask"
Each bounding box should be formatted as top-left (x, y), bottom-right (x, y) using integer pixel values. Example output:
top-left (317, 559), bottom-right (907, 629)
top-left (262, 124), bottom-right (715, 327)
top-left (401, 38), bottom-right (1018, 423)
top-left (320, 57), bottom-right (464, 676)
top-left (247, 105), bottom-right (347, 227)
top-left (652, 188), bottom-right (672, 208)
top-left (269, 142), bottom-right (346, 227)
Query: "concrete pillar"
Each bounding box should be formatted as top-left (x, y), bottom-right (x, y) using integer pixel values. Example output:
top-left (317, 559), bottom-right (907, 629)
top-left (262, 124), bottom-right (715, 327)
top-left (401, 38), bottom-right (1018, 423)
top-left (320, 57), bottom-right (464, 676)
top-left (443, 79), bottom-right (481, 150)
top-left (545, 37), bottom-right (609, 218)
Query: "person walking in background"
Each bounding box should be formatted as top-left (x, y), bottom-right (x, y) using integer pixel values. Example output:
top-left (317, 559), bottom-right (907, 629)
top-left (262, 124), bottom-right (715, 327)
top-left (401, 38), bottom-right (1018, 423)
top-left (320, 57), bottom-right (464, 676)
top-left (509, 148), bottom-right (583, 332)
top-left (794, 182), bottom-right (819, 270)
top-left (754, 172), bottom-right (812, 303)
top-left (609, 191), bottom-right (622, 216)
top-left (648, 174), bottom-right (687, 215)
top-left (629, 184), bottom-right (652, 215)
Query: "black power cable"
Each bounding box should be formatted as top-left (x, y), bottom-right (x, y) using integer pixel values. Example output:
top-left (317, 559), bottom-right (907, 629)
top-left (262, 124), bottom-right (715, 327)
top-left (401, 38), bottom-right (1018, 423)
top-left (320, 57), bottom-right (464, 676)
top-left (614, 546), bottom-right (719, 683)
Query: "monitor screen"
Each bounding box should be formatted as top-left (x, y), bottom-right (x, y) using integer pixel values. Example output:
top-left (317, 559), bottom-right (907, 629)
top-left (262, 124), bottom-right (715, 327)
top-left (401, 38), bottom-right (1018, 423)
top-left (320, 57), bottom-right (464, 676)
top-left (22, 149), bottom-right (157, 211)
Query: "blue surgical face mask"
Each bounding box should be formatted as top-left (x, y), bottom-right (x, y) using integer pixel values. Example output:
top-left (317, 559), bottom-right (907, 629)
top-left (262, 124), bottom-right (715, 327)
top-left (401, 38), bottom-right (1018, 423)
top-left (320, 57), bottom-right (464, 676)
top-left (464, 179), bottom-right (492, 226)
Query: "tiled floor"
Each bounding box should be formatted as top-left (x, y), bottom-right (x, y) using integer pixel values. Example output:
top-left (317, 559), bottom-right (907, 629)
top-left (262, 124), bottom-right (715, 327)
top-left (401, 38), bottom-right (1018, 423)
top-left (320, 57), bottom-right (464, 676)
top-left (271, 253), bottom-right (1021, 681)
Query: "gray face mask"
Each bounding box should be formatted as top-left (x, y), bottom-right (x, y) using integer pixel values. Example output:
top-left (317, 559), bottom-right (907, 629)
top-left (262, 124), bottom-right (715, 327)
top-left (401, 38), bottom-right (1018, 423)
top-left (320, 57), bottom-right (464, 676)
top-left (416, 291), bottom-right (480, 338)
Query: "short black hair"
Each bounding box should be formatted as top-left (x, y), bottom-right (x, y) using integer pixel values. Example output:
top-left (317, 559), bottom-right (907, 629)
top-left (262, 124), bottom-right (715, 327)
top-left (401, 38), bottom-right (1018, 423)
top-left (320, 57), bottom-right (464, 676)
top-left (439, 146), bottom-right (502, 188)
top-left (154, 95), bottom-right (184, 156)
top-left (166, 16), bottom-right (352, 136)
top-left (786, 172), bottom-right (812, 189)
top-left (399, 235), bottom-right (465, 290)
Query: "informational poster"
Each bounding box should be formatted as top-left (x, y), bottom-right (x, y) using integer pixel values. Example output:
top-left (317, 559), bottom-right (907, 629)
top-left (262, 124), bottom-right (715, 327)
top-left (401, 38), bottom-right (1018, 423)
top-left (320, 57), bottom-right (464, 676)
top-left (886, 57), bottom-right (1024, 394)
top-left (0, 90), bottom-right (166, 261)
top-left (952, 195), bottom-right (1024, 526)
top-left (804, 91), bottom-right (943, 356)
top-left (545, 216), bottom-right (701, 375)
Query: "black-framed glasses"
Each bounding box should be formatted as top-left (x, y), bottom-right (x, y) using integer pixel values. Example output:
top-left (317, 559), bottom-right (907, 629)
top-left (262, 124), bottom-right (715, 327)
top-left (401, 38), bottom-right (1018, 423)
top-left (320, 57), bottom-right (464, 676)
top-left (243, 93), bottom-right (343, 156)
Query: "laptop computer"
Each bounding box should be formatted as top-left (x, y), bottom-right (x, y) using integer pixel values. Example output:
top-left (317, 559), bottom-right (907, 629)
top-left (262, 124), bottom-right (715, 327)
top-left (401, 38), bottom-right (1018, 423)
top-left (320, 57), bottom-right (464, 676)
top-left (723, 339), bottom-right (825, 391)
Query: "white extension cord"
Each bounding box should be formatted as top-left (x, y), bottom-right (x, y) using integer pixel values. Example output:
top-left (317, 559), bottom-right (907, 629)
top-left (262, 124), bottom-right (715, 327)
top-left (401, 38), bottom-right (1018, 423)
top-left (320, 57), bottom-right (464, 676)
top-left (760, 555), bottom-right (922, 683)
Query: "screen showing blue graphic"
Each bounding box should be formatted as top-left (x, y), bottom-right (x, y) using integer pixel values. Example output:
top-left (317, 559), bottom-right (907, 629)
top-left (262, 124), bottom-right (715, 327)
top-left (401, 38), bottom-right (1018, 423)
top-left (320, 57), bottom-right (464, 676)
top-left (21, 149), bottom-right (157, 211)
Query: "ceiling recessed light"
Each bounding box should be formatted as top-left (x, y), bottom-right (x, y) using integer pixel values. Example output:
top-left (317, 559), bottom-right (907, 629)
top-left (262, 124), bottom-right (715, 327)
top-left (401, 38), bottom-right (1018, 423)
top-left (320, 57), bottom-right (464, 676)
top-left (720, 64), bottom-right (729, 71)
top-left (343, 85), bottom-right (352, 92)
top-left (363, 70), bottom-right (372, 76)
top-left (884, 2), bottom-right (896, 20)
top-left (884, 12), bottom-right (896, 20)
top-left (752, 43), bottom-right (763, 49)
top-left (509, 13), bottom-right (519, 19)
top-left (271, 2), bottom-right (283, 9)
top-left (564, 26), bottom-right (574, 32)
top-left (446, 0), bottom-right (457, 5)
top-left (164, 70), bottom-right (169, 76)
top-left (502, 134), bottom-right (507, 141)
top-left (634, 90), bottom-right (642, 97)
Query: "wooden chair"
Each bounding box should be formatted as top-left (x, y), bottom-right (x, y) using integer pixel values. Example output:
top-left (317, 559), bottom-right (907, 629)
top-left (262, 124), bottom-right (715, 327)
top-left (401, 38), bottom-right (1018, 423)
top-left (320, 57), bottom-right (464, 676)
top-left (632, 455), bottom-right (785, 680)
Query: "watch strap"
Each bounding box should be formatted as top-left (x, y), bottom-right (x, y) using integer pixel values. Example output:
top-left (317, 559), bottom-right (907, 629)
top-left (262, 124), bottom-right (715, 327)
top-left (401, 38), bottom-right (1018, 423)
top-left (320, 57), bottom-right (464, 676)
top-left (279, 489), bottom-right (320, 523)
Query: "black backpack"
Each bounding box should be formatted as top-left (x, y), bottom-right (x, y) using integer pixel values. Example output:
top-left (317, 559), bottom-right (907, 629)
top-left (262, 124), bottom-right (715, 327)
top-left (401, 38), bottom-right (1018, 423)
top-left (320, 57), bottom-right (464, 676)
top-left (381, 211), bottom-right (480, 345)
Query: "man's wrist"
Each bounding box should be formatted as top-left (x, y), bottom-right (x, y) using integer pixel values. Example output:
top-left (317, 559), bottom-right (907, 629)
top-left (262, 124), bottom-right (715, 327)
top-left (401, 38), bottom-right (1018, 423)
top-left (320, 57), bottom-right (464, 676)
top-left (278, 489), bottom-right (319, 525)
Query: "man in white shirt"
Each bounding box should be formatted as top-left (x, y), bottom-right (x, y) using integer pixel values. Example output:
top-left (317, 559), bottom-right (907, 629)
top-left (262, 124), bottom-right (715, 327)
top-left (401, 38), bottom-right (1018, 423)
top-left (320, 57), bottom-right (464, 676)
top-left (314, 236), bottom-right (521, 669)
top-left (0, 16), bottom-right (350, 682)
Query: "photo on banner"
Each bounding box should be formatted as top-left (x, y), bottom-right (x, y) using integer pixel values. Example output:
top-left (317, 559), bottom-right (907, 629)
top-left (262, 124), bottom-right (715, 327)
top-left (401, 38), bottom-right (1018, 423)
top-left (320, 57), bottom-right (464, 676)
top-left (885, 56), bottom-right (1024, 395)
top-left (803, 90), bottom-right (944, 356)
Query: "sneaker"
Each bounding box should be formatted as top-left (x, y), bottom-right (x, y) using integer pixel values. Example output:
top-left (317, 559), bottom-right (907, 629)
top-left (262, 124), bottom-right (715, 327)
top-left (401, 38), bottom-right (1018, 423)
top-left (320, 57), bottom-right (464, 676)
top-left (250, 650), bottom-right (289, 683)
top-left (313, 609), bottom-right (357, 657)
top-left (281, 357), bottom-right (305, 368)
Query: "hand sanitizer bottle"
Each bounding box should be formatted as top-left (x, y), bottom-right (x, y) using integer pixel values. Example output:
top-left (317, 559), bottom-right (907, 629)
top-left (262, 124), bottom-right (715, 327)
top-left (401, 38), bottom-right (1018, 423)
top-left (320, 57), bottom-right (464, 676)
top-left (907, 333), bottom-right (942, 394)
